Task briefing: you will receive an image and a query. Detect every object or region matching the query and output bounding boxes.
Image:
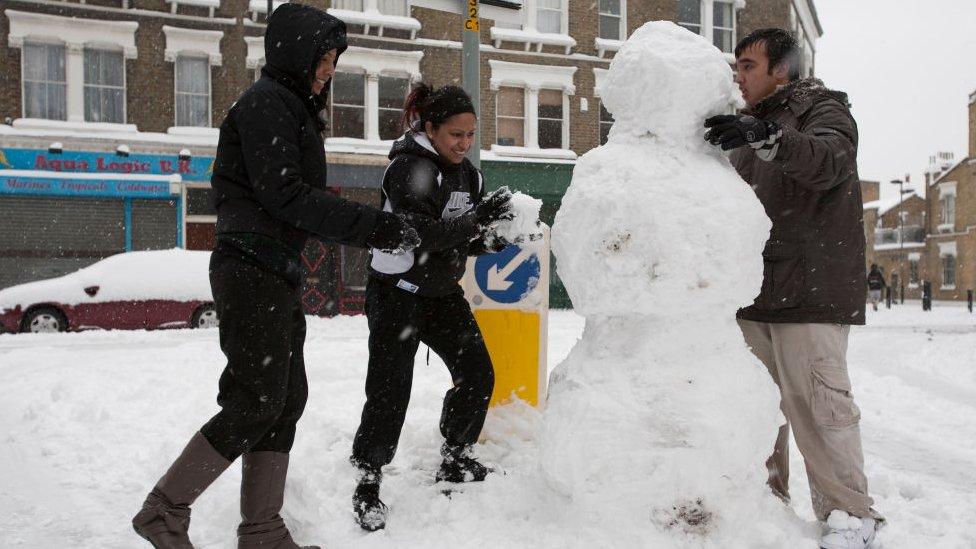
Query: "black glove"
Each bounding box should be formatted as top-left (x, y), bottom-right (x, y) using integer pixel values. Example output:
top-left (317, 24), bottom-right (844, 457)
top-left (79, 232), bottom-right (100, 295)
top-left (481, 224), bottom-right (510, 253)
top-left (367, 212), bottom-right (421, 254)
top-left (474, 186), bottom-right (514, 225)
top-left (703, 114), bottom-right (781, 151)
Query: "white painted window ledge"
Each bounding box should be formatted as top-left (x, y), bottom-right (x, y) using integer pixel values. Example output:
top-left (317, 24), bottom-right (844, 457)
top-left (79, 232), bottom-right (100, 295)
top-left (166, 0), bottom-right (220, 17)
top-left (327, 9), bottom-right (421, 39)
top-left (491, 27), bottom-right (577, 54)
top-left (12, 118), bottom-right (139, 134)
top-left (594, 38), bottom-right (623, 58)
top-left (249, 0), bottom-right (287, 19)
top-left (324, 137), bottom-right (396, 156)
top-left (488, 145), bottom-right (577, 161)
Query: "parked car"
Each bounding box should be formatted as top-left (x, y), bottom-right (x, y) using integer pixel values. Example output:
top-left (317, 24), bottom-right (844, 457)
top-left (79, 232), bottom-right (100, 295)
top-left (0, 249), bottom-right (217, 334)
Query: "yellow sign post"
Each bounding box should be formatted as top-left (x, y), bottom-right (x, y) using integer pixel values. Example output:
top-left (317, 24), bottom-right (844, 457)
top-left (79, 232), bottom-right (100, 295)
top-left (463, 227), bottom-right (550, 407)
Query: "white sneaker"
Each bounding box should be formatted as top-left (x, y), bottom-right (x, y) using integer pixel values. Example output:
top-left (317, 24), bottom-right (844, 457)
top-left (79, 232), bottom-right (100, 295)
top-left (820, 510), bottom-right (878, 549)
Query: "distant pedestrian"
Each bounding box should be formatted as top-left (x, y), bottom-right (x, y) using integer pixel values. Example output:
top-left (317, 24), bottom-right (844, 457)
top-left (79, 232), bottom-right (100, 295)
top-left (867, 264), bottom-right (886, 311)
top-left (349, 83), bottom-right (513, 532)
top-left (131, 5), bottom-right (418, 548)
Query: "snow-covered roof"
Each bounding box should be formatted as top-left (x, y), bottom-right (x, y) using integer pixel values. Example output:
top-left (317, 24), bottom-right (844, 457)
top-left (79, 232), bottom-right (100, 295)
top-left (863, 191), bottom-right (921, 216)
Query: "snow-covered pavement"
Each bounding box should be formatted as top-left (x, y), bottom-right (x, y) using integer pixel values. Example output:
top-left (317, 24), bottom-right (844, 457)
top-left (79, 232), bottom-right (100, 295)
top-left (1, 305), bottom-right (974, 548)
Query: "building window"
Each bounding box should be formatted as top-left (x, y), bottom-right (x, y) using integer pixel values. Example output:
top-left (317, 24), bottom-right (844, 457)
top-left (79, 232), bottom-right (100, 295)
top-left (677, 0), bottom-right (702, 35)
top-left (536, 0), bottom-right (563, 34)
top-left (378, 75), bottom-right (409, 140)
top-left (496, 86), bottom-right (525, 147)
top-left (332, 0), bottom-right (364, 10)
top-left (23, 41), bottom-right (67, 120)
top-left (942, 254), bottom-right (956, 288)
top-left (84, 48), bottom-right (125, 123)
top-left (377, 0), bottom-right (408, 16)
top-left (712, 1), bottom-right (734, 53)
top-left (537, 88), bottom-right (563, 149)
top-left (175, 55), bottom-right (210, 127)
top-left (599, 101), bottom-right (613, 145)
top-left (908, 257), bottom-right (919, 286)
top-left (940, 194), bottom-right (956, 226)
top-left (330, 71), bottom-right (366, 138)
top-left (598, 0), bottom-right (623, 40)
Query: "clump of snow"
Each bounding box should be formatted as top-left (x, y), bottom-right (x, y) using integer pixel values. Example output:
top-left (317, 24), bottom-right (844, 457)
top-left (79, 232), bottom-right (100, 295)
top-left (492, 191), bottom-right (545, 244)
top-left (546, 21), bottom-right (805, 546)
top-left (0, 249), bottom-right (212, 312)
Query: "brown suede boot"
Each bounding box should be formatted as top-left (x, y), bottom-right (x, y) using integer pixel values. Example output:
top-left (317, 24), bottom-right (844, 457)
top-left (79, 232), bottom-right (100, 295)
top-left (238, 452), bottom-right (319, 549)
top-left (132, 432), bottom-right (232, 548)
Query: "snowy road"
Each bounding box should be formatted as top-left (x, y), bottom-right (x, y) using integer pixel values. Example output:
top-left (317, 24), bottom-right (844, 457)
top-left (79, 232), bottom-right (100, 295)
top-left (1, 305), bottom-right (974, 548)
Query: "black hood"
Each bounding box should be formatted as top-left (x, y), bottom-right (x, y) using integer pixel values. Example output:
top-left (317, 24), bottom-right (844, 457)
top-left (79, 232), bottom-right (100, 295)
top-left (261, 3), bottom-right (347, 116)
top-left (389, 130), bottom-right (451, 167)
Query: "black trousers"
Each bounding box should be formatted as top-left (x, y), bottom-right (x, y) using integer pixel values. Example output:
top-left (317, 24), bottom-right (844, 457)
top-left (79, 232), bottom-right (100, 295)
top-left (200, 251), bottom-right (308, 461)
top-left (352, 278), bottom-right (495, 468)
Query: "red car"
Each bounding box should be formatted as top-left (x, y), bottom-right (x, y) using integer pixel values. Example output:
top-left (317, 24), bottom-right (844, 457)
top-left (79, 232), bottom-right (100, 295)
top-left (0, 249), bottom-right (217, 333)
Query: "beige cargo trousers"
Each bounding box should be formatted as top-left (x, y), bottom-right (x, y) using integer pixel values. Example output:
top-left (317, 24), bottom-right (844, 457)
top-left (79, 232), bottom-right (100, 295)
top-left (738, 319), bottom-right (882, 522)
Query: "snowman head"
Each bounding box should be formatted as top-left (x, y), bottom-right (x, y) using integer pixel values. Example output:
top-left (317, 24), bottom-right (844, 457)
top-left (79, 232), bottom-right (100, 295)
top-left (599, 21), bottom-right (744, 146)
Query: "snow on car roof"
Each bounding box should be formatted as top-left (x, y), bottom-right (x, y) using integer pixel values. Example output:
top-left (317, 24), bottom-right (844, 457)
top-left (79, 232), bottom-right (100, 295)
top-left (0, 249), bottom-right (213, 311)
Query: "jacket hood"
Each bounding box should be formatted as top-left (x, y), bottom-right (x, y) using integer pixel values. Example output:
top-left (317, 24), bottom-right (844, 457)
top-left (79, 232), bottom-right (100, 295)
top-left (261, 4), bottom-right (347, 113)
top-left (750, 78), bottom-right (851, 118)
top-left (389, 130), bottom-right (450, 166)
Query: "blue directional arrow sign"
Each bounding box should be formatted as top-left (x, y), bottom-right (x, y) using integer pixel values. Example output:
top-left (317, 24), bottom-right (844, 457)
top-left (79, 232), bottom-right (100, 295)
top-left (474, 244), bottom-right (541, 304)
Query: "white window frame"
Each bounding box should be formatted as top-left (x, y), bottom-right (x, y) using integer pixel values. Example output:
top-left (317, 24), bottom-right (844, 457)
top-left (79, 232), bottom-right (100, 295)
top-left (938, 241), bottom-right (957, 290)
top-left (329, 46), bottom-right (423, 143)
top-left (489, 60), bottom-right (576, 156)
top-left (489, 0), bottom-right (576, 54)
top-left (327, 0), bottom-right (421, 39)
top-left (594, 0), bottom-right (626, 57)
top-left (938, 181), bottom-right (957, 233)
top-left (592, 68), bottom-right (613, 145)
top-left (495, 86), bottom-right (526, 147)
top-left (163, 26), bottom-right (223, 129)
top-left (22, 39), bottom-right (67, 121)
top-left (174, 54), bottom-right (213, 128)
top-left (675, 0), bottom-right (745, 59)
top-left (83, 46), bottom-right (127, 124)
top-left (165, 0), bottom-right (220, 18)
top-left (7, 10), bottom-right (137, 124)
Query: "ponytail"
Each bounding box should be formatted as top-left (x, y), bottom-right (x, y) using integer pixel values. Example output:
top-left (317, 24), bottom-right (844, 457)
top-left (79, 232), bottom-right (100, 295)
top-left (399, 83), bottom-right (476, 134)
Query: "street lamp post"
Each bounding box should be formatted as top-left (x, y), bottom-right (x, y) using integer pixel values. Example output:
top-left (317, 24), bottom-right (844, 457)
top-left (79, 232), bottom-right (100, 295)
top-left (890, 177), bottom-right (912, 303)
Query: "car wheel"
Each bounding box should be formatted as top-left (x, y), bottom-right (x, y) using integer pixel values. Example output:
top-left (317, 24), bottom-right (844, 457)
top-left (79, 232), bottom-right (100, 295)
top-left (191, 303), bottom-right (219, 329)
top-left (23, 307), bottom-right (68, 333)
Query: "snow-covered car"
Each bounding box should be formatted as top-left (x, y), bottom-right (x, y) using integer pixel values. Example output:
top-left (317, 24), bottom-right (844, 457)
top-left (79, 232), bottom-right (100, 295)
top-left (0, 249), bottom-right (216, 334)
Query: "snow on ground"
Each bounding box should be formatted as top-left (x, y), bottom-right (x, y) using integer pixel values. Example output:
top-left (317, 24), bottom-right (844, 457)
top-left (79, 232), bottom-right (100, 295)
top-left (1, 304), bottom-right (974, 548)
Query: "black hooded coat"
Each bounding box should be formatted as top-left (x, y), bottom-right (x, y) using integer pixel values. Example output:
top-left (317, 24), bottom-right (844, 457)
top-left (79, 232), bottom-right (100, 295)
top-left (210, 4), bottom-right (379, 266)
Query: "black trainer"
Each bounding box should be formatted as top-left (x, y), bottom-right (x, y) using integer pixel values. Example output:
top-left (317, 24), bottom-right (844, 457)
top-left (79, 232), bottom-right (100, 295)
top-left (435, 445), bottom-right (490, 483)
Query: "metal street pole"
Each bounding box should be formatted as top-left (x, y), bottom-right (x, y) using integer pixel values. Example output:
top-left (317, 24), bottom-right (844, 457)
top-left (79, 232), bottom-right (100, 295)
top-left (461, 0), bottom-right (481, 168)
top-left (891, 178), bottom-right (905, 304)
top-left (268, 0), bottom-right (273, 18)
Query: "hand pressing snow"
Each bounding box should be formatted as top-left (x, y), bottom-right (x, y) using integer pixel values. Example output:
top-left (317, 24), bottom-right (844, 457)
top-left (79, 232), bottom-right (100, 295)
top-left (488, 191), bottom-right (544, 245)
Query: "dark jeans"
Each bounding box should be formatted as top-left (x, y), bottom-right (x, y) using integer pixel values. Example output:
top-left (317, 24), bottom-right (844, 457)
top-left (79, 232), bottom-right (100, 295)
top-left (352, 278), bottom-right (495, 468)
top-left (200, 251), bottom-right (308, 461)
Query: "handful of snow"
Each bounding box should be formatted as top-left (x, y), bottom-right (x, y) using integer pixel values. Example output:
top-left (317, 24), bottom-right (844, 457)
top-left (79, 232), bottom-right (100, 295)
top-left (486, 189), bottom-right (545, 247)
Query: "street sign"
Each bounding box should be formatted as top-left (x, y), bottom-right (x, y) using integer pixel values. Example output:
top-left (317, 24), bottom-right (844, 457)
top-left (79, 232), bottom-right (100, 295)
top-left (463, 228), bottom-right (550, 408)
top-left (474, 245), bottom-right (541, 304)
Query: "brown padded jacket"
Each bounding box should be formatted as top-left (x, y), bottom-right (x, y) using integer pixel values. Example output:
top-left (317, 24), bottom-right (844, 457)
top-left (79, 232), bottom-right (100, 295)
top-left (732, 78), bottom-right (867, 325)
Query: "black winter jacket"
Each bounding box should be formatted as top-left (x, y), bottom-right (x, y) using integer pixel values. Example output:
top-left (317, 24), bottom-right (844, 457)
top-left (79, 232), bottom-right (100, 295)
top-left (210, 4), bottom-right (379, 266)
top-left (369, 131), bottom-right (490, 296)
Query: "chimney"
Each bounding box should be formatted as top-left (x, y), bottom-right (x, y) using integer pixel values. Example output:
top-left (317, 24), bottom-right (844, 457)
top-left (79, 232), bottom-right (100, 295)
top-left (970, 89), bottom-right (976, 158)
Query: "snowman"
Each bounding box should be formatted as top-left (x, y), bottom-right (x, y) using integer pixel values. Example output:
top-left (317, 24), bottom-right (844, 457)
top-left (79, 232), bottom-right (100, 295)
top-left (542, 21), bottom-right (810, 546)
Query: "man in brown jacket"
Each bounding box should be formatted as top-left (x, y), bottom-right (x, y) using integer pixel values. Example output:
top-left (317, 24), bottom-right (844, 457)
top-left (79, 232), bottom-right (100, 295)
top-left (704, 28), bottom-right (883, 549)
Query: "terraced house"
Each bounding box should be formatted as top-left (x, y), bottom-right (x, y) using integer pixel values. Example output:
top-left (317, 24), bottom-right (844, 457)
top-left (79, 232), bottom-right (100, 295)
top-left (863, 90), bottom-right (976, 304)
top-left (0, 0), bottom-right (820, 312)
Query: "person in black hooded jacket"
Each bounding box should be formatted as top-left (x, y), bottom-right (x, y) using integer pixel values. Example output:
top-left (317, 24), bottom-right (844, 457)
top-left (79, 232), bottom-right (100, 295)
top-left (131, 5), bottom-right (418, 549)
top-left (348, 84), bottom-right (513, 532)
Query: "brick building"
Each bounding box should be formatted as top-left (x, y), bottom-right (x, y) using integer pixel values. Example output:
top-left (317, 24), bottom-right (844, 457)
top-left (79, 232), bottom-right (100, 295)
top-left (862, 90), bottom-right (976, 303)
top-left (0, 0), bottom-right (819, 312)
